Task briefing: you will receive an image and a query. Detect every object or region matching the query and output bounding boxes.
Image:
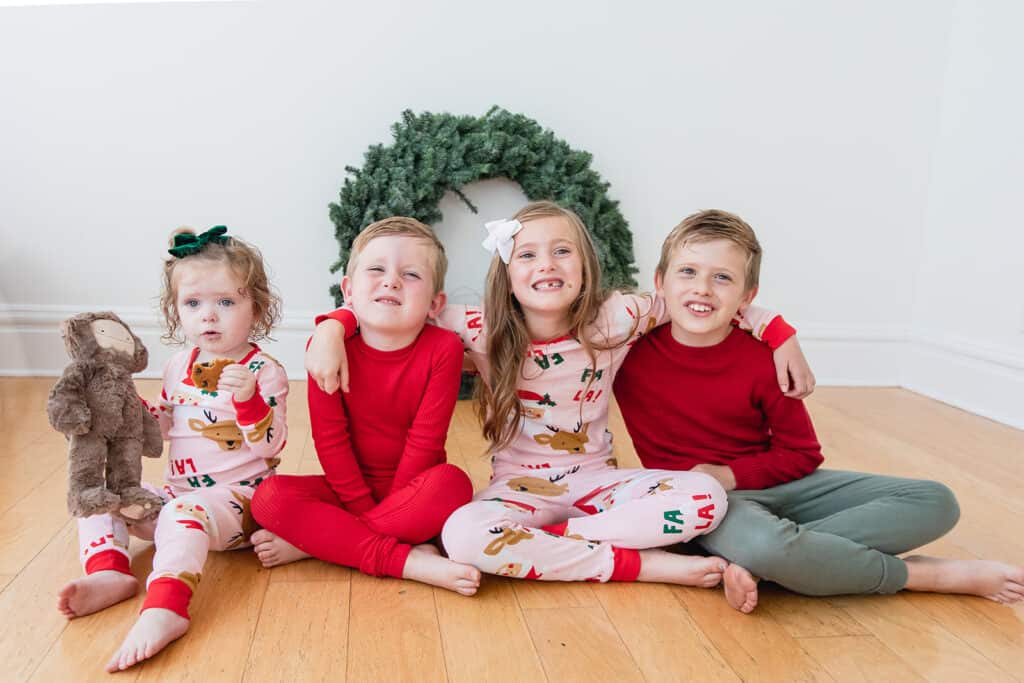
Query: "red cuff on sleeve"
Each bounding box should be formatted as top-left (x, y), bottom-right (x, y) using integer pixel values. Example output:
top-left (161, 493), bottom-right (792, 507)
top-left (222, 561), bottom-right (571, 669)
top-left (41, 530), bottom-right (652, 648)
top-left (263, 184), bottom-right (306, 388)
top-left (315, 309), bottom-right (358, 339)
top-left (761, 316), bottom-right (796, 350)
top-left (232, 383), bottom-right (271, 425)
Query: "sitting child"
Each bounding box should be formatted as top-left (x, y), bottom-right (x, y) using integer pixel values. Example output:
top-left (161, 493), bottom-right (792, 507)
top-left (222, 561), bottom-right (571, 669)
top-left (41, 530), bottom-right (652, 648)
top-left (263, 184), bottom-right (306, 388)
top-left (57, 226), bottom-right (289, 670)
top-left (250, 217), bottom-right (480, 596)
top-left (614, 209), bottom-right (1024, 612)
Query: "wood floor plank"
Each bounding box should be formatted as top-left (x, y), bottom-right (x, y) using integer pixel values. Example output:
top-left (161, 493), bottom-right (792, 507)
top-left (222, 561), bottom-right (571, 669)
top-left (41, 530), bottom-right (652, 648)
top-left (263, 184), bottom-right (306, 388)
top-left (524, 605), bottom-right (644, 682)
top-left (513, 579), bottom-right (599, 609)
top-left (596, 582), bottom-right (739, 682)
top-left (834, 593), bottom-right (1016, 682)
top-left (243, 580), bottom-right (350, 682)
top-left (897, 593), bottom-right (1024, 679)
top-left (0, 464), bottom-right (75, 575)
top-left (0, 522), bottom-right (79, 680)
top-left (0, 574), bottom-right (13, 592)
top-left (671, 585), bottom-right (833, 682)
top-left (759, 587), bottom-right (871, 638)
top-left (346, 572), bottom-right (446, 682)
top-left (435, 578), bottom-right (546, 682)
top-left (266, 557), bottom-right (351, 584)
top-left (799, 634), bottom-right (925, 682)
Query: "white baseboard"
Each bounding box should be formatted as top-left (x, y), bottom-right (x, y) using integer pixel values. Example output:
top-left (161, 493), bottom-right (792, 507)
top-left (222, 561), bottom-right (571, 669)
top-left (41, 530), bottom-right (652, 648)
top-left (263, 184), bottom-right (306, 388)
top-left (0, 304), bottom-right (317, 381)
top-left (3, 306), bottom-right (1022, 430)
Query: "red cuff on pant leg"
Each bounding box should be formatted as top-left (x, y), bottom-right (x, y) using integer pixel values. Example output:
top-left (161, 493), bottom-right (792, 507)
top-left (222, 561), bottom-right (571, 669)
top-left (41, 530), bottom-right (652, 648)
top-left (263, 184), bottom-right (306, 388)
top-left (85, 549), bottom-right (131, 576)
top-left (610, 547), bottom-right (642, 582)
top-left (142, 577), bottom-right (193, 620)
top-left (386, 542), bottom-right (413, 580)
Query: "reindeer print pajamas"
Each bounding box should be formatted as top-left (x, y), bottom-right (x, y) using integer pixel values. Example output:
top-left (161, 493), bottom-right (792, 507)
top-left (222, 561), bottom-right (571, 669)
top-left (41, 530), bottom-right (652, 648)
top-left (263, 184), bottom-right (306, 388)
top-left (77, 345), bottom-right (288, 618)
top-left (424, 293), bottom-right (793, 582)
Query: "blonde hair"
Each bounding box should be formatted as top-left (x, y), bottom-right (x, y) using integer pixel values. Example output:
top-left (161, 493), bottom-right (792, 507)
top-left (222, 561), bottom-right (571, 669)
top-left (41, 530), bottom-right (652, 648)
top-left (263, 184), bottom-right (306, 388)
top-left (476, 201), bottom-right (633, 452)
top-left (657, 209), bottom-right (762, 292)
top-left (345, 217), bottom-right (448, 295)
top-left (160, 228), bottom-right (281, 344)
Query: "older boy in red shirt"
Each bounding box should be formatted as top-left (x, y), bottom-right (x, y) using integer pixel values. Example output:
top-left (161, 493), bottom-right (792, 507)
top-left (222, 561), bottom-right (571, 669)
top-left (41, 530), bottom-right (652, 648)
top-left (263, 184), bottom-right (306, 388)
top-left (251, 217), bottom-right (480, 596)
top-left (615, 210), bottom-right (1023, 612)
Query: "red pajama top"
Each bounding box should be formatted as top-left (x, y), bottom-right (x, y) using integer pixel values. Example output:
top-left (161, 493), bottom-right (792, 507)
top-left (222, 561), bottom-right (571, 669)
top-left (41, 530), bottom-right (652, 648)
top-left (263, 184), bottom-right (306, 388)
top-left (613, 324), bottom-right (823, 490)
top-left (307, 323), bottom-right (464, 515)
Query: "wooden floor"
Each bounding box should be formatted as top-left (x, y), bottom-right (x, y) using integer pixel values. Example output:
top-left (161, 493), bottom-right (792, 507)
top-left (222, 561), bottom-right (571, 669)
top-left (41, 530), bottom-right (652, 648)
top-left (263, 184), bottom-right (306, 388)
top-left (1, 378), bottom-right (1021, 682)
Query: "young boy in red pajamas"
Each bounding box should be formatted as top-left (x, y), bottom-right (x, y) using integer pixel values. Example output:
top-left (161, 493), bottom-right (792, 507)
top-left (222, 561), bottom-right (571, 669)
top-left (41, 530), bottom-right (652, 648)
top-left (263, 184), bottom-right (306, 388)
top-left (614, 209), bottom-right (1024, 613)
top-left (250, 217), bottom-right (481, 595)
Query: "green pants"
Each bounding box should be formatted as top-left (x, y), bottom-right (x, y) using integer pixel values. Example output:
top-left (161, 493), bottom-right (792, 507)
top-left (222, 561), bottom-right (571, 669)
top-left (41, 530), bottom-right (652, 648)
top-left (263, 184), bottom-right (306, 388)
top-left (696, 469), bottom-right (960, 595)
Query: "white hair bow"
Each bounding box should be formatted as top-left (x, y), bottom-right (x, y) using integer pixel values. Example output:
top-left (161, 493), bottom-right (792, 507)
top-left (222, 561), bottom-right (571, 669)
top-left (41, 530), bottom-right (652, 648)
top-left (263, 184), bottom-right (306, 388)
top-left (481, 218), bottom-right (523, 264)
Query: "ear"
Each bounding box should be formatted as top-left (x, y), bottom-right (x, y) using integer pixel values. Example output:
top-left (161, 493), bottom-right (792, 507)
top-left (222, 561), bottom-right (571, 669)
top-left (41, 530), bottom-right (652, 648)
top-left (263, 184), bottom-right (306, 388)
top-left (737, 285), bottom-right (759, 315)
top-left (654, 271), bottom-right (665, 298)
top-left (427, 291), bottom-right (447, 321)
top-left (340, 275), bottom-right (353, 302)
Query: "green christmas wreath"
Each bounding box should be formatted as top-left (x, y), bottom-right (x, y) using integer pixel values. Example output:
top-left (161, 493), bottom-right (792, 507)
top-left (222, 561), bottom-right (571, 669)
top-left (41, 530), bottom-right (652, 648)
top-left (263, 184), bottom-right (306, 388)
top-left (328, 106), bottom-right (638, 305)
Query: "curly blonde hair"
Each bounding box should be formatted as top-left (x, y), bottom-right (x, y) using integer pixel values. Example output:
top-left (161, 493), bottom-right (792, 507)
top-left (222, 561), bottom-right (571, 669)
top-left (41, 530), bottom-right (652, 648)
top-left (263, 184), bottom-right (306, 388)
top-left (159, 228), bottom-right (281, 344)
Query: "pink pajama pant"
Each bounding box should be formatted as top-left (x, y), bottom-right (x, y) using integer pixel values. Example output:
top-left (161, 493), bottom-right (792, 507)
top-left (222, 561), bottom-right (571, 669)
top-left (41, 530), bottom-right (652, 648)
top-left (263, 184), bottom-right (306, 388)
top-left (77, 481), bottom-right (260, 618)
top-left (441, 466), bottom-right (727, 582)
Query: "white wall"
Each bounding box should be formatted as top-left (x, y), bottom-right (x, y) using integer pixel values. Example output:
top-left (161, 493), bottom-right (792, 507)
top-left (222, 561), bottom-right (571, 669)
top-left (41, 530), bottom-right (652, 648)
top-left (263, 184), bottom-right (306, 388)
top-left (3, 1), bottom-right (1018, 427)
top-left (906, 0), bottom-right (1024, 428)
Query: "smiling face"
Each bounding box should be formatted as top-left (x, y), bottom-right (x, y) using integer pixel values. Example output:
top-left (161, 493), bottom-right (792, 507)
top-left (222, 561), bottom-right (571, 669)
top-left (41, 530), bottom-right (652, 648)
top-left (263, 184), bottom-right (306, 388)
top-left (342, 234), bottom-right (446, 350)
top-left (506, 216), bottom-right (584, 338)
top-left (174, 260), bottom-right (255, 361)
top-left (655, 238), bottom-right (757, 347)
top-left (90, 319), bottom-right (135, 356)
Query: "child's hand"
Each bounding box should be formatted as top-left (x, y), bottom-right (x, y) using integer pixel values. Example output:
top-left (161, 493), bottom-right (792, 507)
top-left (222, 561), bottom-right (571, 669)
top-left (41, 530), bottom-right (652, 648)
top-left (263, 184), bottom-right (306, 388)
top-left (306, 319), bottom-right (349, 394)
top-left (773, 337), bottom-right (816, 399)
top-left (219, 364), bottom-right (257, 402)
top-left (691, 464), bottom-right (737, 491)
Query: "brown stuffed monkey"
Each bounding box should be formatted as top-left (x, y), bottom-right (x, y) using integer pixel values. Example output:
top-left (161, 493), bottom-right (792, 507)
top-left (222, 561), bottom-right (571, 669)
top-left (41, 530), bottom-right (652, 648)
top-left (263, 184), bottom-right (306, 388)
top-left (47, 312), bottom-right (165, 521)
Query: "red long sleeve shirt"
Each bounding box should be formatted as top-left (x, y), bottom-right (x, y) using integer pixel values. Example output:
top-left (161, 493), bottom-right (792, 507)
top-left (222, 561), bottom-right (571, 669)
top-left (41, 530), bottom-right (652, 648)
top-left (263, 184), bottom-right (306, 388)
top-left (307, 324), bottom-right (464, 515)
top-left (613, 324), bottom-right (823, 490)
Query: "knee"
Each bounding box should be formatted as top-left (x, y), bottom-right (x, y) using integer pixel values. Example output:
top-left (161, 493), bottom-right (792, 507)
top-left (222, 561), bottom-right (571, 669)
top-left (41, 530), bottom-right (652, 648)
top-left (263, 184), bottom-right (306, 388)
top-left (440, 502), bottom-right (495, 565)
top-left (250, 477), bottom-right (282, 527)
top-left (159, 492), bottom-right (212, 533)
top-left (425, 464), bottom-right (474, 510)
top-left (687, 472), bottom-right (729, 535)
top-left (916, 480), bottom-right (960, 537)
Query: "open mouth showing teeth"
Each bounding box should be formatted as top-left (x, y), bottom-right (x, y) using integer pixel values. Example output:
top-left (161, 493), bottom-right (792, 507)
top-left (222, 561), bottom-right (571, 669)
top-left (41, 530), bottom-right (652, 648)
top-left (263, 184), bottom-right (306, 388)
top-left (687, 303), bottom-right (713, 313)
top-left (375, 297), bottom-right (401, 305)
top-left (532, 280), bottom-right (563, 290)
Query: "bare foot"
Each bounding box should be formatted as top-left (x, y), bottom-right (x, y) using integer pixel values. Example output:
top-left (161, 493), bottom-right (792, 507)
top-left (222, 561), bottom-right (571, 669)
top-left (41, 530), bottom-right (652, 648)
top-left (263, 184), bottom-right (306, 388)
top-left (251, 529), bottom-right (310, 568)
top-left (57, 571), bottom-right (138, 619)
top-left (904, 556), bottom-right (1024, 604)
top-left (402, 544), bottom-right (481, 596)
top-left (723, 563), bottom-right (759, 614)
top-left (637, 550), bottom-right (726, 587)
top-left (105, 607), bottom-right (189, 672)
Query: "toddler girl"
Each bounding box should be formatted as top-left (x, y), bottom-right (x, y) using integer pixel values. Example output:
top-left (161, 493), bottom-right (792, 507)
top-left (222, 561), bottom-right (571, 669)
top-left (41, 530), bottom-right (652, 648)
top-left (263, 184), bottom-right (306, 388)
top-left (57, 226), bottom-right (288, 671)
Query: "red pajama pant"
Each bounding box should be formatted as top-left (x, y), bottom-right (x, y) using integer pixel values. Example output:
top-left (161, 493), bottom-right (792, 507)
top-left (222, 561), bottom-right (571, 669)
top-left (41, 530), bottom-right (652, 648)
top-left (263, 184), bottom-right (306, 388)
top-left (250, 463), bottom-right (473, 578)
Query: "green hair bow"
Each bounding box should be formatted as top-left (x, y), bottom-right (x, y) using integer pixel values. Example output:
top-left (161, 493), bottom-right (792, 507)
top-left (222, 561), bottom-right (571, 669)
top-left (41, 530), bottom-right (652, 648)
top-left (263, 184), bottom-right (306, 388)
top-left (168, 226), bottom-right (229, 258)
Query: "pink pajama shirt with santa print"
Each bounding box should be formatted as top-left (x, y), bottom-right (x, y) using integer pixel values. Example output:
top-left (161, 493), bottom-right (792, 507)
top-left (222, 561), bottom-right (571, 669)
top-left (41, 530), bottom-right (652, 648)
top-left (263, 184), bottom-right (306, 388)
top-left (431, 292), bottom-right (794, 582)
top-left (76, 344), bottom-right (288, 618)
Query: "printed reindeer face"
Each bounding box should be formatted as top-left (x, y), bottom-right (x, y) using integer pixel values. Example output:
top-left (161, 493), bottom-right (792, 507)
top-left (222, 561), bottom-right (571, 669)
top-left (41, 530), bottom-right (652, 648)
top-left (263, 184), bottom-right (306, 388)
top-left (188, 410), bottom-right (243, 451)
top-left (533, 421), bottom-right (590, 453)
top-left (505, 466), bottom-right (580, 497)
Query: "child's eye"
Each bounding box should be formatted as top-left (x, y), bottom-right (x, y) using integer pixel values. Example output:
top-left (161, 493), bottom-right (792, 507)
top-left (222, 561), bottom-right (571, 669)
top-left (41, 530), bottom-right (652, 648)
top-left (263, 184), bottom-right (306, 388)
top-left (368, 266), bottom-right (385, 272)
top-left (678, 267), bottom-right (696, 276)
top-left (554, 247), bottom-right (572, 256)
top-left (403, 271), bottom-right (421, 280)
top-left (183, 299), bottom-right (199, 308)
top-left (714, 274), bottom-right (733, 282)
top-left (219, 298), bottom-right (235, 306)
top-left (517, 252), bottom-right (534, 260)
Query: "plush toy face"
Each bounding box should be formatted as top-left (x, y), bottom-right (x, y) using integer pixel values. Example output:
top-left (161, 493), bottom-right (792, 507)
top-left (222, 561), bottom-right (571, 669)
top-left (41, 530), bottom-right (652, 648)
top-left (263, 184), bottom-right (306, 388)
top-left (90, 319), bottom-right (135, 356)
